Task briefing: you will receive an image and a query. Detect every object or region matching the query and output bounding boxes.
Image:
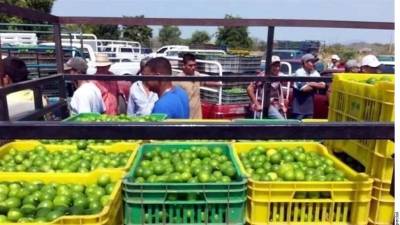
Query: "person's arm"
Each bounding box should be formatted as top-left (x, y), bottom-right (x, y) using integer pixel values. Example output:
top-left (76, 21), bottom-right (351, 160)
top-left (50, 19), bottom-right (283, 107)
top-left (308, 82), bottom-right (326, 89)
top-left (247, 82), bottom-right (262, 111)
top-left (201, 81), bottom-right (223, 87)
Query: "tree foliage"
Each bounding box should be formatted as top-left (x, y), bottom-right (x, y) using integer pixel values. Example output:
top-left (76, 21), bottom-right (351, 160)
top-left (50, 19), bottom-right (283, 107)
top-left (91, 25), bottom-right (120, 40)
top-left (216, 15), bottom-right (253, 50)
top-left (190, 31), bottom-right (210, 45)
top-left (159, 26), bottom-right (181, 45)
top-left (0, 0), bottom-right (54, 23)
top-left (122, 16), bottom-right (153, 47)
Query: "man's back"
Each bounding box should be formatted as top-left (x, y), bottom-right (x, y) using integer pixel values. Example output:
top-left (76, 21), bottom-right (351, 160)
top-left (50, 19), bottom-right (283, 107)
top-left (152, 86), bottom-right (189, 119)
top-left (70, 82), bottom-right (105, 114)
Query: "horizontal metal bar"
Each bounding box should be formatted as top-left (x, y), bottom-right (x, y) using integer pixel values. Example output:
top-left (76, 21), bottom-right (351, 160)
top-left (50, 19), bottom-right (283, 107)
top-left (0, 75), bottom-right (63, 96)
top-left (16, 100), bottom-right (68, 121)
top-left (0, 3), bottom-right (58, 24)
top-left (0, 122), bottom-right (393, 140)
top-left (64, 74), bottom-right (333, 82)
top-left (58, 17), bottom-right (394, 30)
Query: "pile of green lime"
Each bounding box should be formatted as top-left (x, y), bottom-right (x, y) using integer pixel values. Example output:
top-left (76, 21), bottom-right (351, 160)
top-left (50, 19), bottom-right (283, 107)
top-left (0, 175), bottom-right (114, 223)
top-left (0, 145), bottom-right (131, 173)
top-left (39, 139), bottom-right (137, 149)
top-left (133, 146), bottom-right (237, 183)
top-left (239, 146), bottom-right (347, 182)
top-left (74, 114), bottom-right (164, 122)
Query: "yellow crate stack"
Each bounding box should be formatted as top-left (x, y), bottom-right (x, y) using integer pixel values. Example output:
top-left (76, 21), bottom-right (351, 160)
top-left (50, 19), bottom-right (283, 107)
top-left (327, 73), bottom-right (394, 225)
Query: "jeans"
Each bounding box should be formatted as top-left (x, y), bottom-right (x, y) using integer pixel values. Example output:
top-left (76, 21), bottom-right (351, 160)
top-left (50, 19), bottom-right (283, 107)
top-left (253, 106), bottom-right (285, 119)
top-left (268, 106), bottom-right (285, 119)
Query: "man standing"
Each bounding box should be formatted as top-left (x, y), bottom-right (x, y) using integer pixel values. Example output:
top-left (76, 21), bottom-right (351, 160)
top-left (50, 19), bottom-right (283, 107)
top-left (292, 54), bottom-right (326, 119)
top-left (127, 57), bottom-right (158, 116)
top-left (66, 57), bottom-right (105, 114)
top-left (143, 57), bottom-right (189, 119)
top-left (1, 56), bottom-right (43, 120)
top-left (173, 53), bottom-right (202, 119)
top-left (360, 54), bottom-right (381, 73)
top-left (92, 53), bottom-right (119, 115)
top-left (247, 55), bottom-right (286, 119)
top-left (328, 54), bottom-right (340, 69)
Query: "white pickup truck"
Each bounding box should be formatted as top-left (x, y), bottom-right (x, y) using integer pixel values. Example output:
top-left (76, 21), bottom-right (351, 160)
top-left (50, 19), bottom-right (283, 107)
top-left (39, 42), bottom-right (140, 75)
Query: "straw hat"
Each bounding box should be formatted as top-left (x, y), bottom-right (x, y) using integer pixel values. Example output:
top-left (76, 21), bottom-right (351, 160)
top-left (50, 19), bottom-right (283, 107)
top-left (95, 53), bottom-right (112, 67)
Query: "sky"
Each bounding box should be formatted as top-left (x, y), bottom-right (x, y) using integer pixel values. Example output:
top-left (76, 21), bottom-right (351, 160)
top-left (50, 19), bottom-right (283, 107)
top-left (51, 0), bottom-right (394, 44)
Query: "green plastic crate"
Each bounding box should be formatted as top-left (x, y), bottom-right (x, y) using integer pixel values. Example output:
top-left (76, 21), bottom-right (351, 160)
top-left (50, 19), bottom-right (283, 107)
top-left (123, 143), bottom-right (247, 202)
top-left (123, 194), bottom-right (246, 225)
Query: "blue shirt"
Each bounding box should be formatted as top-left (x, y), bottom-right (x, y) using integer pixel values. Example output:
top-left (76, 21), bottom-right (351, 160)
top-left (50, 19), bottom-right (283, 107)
top-left (152, 86), bottom-right (190, 119)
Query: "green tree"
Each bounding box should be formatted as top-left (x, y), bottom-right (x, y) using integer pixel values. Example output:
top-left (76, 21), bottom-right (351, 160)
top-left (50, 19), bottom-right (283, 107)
top-left (158, 26), bottom-right (181, 45)
top-left (216, 15), bottom-right (253, 49)
top-left (0, 0), bottom-right (54, 23)
top-left (122, 16), bottom-right (153, 47)
top-left (91, 25), bottom-right (120, 40)
top-left (190, 31), bottom-right (210, 45)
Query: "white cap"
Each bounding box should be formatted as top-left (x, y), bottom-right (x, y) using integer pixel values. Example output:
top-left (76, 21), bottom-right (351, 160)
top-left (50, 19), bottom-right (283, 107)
top-left (361, 54), bottom-right (381, 68)
top-left (271, 55), bottom-right (281, 64)
top-left (331, 55), bottom-right (340, 61)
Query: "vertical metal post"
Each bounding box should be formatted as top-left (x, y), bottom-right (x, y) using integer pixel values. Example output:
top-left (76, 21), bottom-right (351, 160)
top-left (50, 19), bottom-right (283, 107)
top-left (0, 95), bottom-right (9, 121)
top-left (79, 26), bottom-right (84, 54)
top-left (0, 37), bottom-right (4, 87)
top-left (58, 75), bottom-right (69, 119)
top-left (53, 23), bottom-right (63, 74)
top-left (262, 26), bottom-right (275, 118)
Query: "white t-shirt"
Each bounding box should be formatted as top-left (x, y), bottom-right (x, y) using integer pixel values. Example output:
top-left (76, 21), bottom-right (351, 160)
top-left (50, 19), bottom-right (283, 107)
top-left (127, 81), bottom-right (158, 116)
top-left (70, 82), bottom-right (105, 114)
top-left (293, 68), bottom-right (321, 90)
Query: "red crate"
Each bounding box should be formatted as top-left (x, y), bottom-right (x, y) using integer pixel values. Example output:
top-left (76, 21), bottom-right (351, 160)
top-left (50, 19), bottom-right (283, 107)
top-left (201, 101), bottom-right (247, 119)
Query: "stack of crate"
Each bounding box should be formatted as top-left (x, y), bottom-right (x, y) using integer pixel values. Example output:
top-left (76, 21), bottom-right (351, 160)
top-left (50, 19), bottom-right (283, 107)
top-left (326, 73), bottom-right (394, 225)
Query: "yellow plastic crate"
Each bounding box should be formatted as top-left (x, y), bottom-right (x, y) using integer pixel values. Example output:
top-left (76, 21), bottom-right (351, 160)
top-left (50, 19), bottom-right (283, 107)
top-left (369, 179), bottom-right (394, 225)
top-left (330, 141), bottom-right (394, 184)
top-left (233, 142), bottom-right (373, 225)
top-left (14, 140), bottom-right (141, 149)
top-left (327, 73), bottom-right (394, 169)
top-left (301, 119), bottom-right (328, 123)
top-left (328, 73), bottom-right (394, 122)
top-left (0, 141), bottom-right (139, 173)
top-left (0, 170), bottom-right (123, 225)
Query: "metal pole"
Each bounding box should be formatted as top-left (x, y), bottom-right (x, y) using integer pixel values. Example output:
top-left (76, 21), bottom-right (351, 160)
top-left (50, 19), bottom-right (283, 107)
top-left (53, 24), bottom-right (63, 74)
top-left (0, 37), bottom-right (4, 87)
top-left (262, 26), bottom-right (275, 118)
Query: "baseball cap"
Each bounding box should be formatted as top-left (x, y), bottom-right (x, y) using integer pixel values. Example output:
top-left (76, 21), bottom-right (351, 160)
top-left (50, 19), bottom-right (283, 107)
top-left (64, 57), bottom-right (88, 73)
top-left (301, 53), bottom-right (317, 62)
top-left (361, 54), bottom-right (381, 68)
top-left (271, 55), bottom-right (281, 64)
top-left (345, 59), bottom-right (360, 69)
top-left (331, 54), bottom-right (340, 61)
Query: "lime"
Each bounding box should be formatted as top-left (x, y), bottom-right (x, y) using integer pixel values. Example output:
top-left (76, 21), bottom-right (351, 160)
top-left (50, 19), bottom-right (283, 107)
top-left (5, 197), bottom-right (21, 209)
top-left (7, 209), bottom-right (22, 222)
top-left (270, 153), bottom-right (282, 164)
top-left (283, 170), bottom-right (295, 181)
top-left (97, 175), bottom-right (111, 187)
top-left (294, 170), bottom-right (305, 181)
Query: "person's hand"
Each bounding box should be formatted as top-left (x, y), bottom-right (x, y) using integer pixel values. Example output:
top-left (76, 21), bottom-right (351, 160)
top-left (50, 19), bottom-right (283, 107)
top-left (252, 103), bottom-right (263, 112)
